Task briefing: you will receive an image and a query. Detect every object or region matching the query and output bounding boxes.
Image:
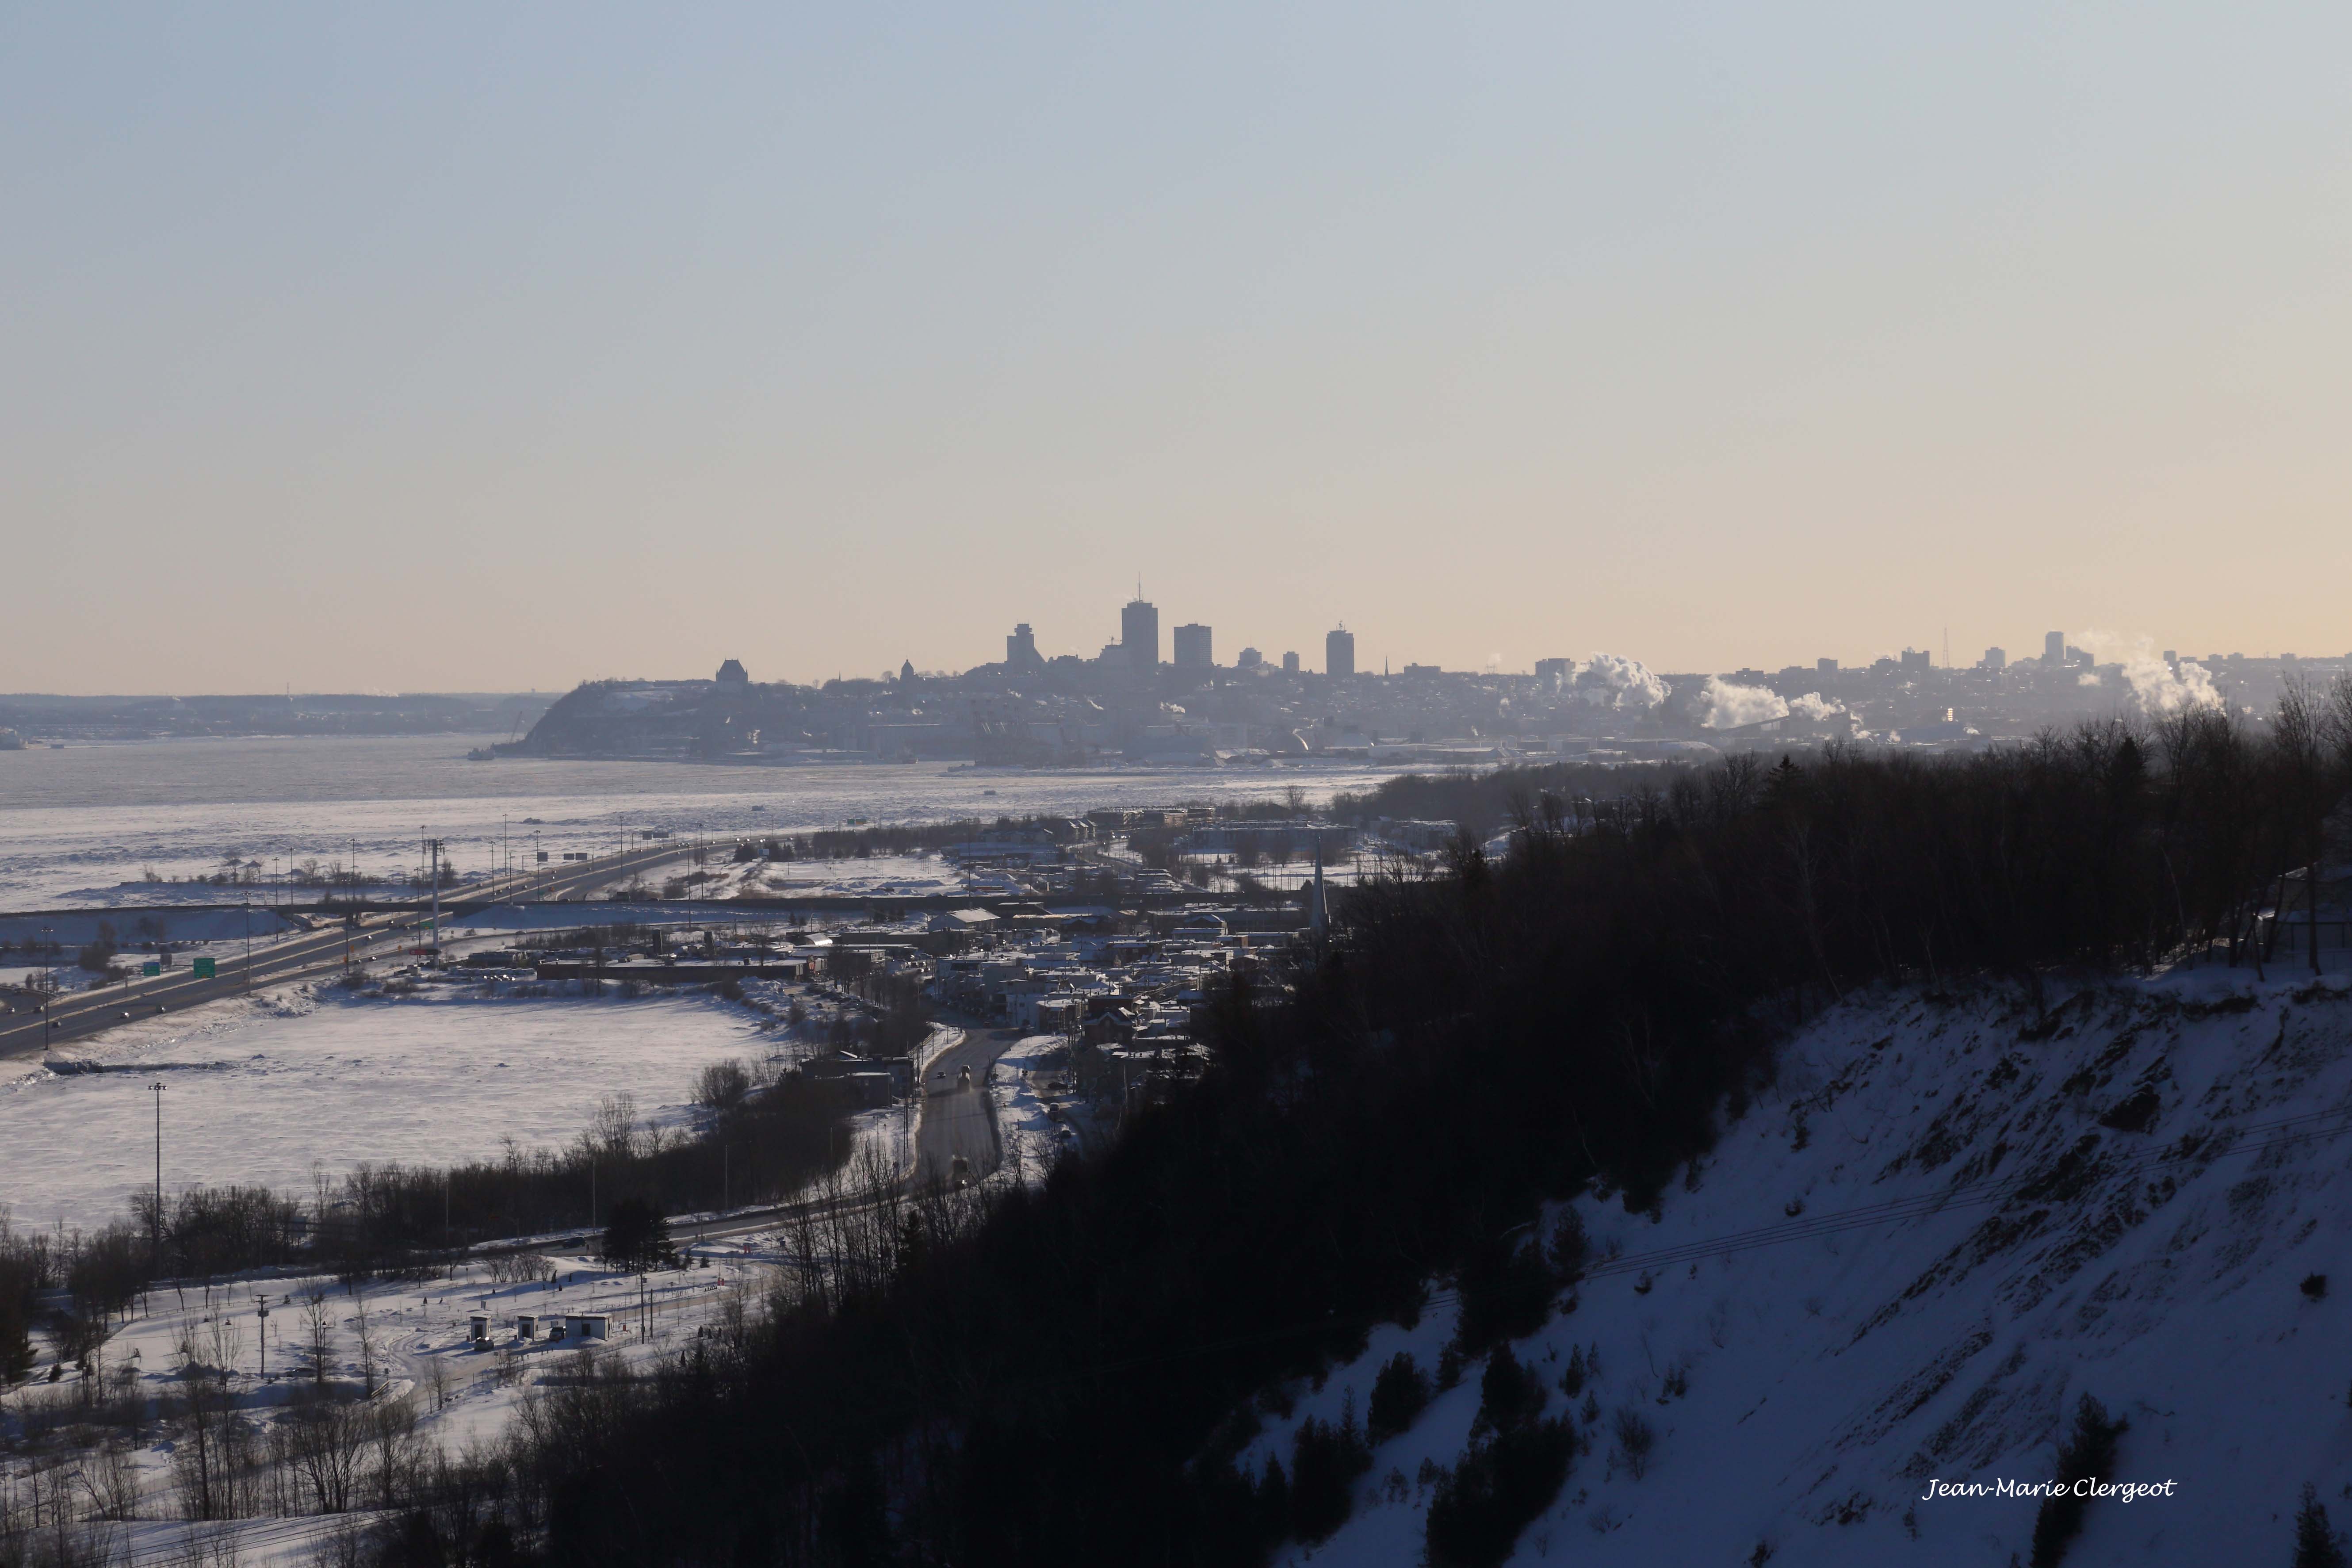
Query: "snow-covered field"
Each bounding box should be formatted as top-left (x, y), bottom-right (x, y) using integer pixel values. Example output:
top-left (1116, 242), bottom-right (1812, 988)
top-left (4, 1247), bottom-right (778, 1564)
top-left (0, 734), bottom-right (1387, 910)
top-left (1257, 968), bottom-right (2352, 1567)
top-left (685, 852), bottom-right (974, 901)
top-left (0, 982), bottom-right (776, 1231)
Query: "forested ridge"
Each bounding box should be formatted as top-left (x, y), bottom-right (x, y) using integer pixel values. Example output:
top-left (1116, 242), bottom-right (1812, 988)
top-left (354, 696), bottom-right (2352, 1566)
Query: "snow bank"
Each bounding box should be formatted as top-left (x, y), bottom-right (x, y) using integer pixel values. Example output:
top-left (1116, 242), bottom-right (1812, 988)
top-left (989, 1034), bottom-right (1080, 1184)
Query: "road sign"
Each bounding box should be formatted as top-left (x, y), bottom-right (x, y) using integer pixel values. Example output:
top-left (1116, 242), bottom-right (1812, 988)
top-left (142, 961), bottom-right (161, 976)
top-left (192, 957), bottom-right (217, 979)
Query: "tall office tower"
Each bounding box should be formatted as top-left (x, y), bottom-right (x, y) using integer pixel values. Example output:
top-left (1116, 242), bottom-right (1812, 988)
top-left (1122, 595), bottom-right (1159, 672)
top-left (1006, 623), bottom-right (1041, 666)
top-left (1817, 657), bottom-right (1839, 676)
top-left (1534, 658), bottom-right (1572, 681)
top-left (1326, 626), bottom-right (1356, 678)
top-left (1173, 623), bottom-right (1213, 669)
top-left (2044, 630), bottom-right (2066, 665)
top-left (1236, 646), bottom-right (1263, 669)
top-left (1282, 650), bottom-right (1301, 673)
top-left (1983, 647), bottom-right (2007, 672)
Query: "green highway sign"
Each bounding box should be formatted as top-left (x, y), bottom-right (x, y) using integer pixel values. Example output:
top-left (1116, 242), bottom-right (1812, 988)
top-left (142, 961), bottom-right (161, 976)
top-left (192, 956), bottom-right (216, 979)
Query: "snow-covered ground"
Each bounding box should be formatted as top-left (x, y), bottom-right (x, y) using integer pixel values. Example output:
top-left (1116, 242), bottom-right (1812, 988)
top-left (988, 1034), bottom-right (1081, 1183)
top-left (682, 852), bottom-right (976, 901)
top-left (4, 1247), bottom-right (778, 1564)
top-left (0, 981), bottom-right (778, 1231)
top-left (1255, 967), bottom-right (2352, 1567)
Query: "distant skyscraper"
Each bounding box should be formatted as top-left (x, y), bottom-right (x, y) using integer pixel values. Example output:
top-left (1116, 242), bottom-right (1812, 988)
top-left (2043, 630), bottom-right (2065, 665)
top-left (1534, 658), bottom-right (1572, 681)
top-left (1982, 646), bottom-right (2007, 671)
top-left (1326, 626), bottom-right (1356, 678)
top-left (1817, 657), bottom-right (1838, 676)
top-left (1236, 646), bottom-right (1263, 669)
top-left (1122, 595), bottom-right (1159, 673)
top-left (1006, 623), bottom-right (1041, 666)
top-left (1173, 623), bottom-right (1213, 669)
top-left (1281, 650), bottom-right (1300, 674)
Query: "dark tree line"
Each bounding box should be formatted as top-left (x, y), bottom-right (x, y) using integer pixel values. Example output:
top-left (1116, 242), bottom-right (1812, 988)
top-left (331, 699), bottom-right (2352, 1565)
top-left (294, 1069), bottom-right (848, 1277)
top-left (0, 1076), bottom-right (855, 1378)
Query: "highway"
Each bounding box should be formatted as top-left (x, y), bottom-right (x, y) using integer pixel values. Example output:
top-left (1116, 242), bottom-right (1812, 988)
top-left (0, 843), bottom-right (691, 1062)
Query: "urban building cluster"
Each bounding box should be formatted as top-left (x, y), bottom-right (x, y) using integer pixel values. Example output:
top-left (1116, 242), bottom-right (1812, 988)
top-left (497, 809), bottom-right (1363, 1119)
top-left (497, 593), bottom-right (2344, 768)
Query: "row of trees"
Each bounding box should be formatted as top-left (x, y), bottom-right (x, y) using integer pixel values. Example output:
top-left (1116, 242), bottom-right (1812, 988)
top-left (0, 1068), bottom-right (856, 1404)
top-left (326, 699), bottom-right (2352, 1566)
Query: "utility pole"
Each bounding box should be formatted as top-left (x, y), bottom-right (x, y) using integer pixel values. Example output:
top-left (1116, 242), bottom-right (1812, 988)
top-left (149, 1081), bottom-right (165, 1274)
top-left (425, 836), bottom-right (443, 961)
top-left (243, 899), bottom-right (253, 991)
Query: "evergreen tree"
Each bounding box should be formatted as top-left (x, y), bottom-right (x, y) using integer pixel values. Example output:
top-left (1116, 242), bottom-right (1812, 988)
top-left (2296, 1484), bottom-right (2349, 1568)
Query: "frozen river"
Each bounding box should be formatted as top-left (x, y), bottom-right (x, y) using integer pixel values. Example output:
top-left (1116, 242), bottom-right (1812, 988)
top-left (0, 734), bottom-right (1392, 909)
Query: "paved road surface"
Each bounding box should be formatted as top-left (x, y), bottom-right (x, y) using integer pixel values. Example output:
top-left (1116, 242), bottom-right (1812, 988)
top-left (0, 844), bottom-right (689, 1061)
top-left (914, 1027), bottom-right (1021, 1183)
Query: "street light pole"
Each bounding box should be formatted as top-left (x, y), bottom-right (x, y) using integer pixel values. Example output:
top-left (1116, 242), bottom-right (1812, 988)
top-left (149, 1081), bottom-right (165, 1274)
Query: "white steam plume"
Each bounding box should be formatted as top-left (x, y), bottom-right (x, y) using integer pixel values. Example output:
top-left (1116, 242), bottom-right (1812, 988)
top-left (1787, 692), bottom-right (1846, 721)
top-left (1697, 679), bottom-right (1849, 729)
top-left (1573, 653), bottom-right (1668, 711)
top-left (2071, 630), bottom-right (2222, 716)
top-left (1699, 677), bottom-right (1787, 730)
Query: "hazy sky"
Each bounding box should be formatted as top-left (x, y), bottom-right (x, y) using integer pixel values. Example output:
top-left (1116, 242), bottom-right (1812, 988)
top-left (6, 4), bottom-right (2349, 693)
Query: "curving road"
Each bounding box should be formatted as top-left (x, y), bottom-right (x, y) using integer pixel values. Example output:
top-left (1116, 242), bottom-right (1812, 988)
top-left (914, 1027), bottom-right (1020, 1184)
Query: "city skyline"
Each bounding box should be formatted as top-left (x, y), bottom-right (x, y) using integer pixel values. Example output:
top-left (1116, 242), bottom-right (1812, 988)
top-left (1, 596), bottom-right (2334, 696)
top-left (8, 4), bottom-right (2351, 693)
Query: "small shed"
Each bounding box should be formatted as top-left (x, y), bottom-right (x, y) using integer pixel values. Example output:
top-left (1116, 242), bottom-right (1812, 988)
top-left (467, 1314), bottom-right (490, 1345)
top-left (514, 1313), bottom-right (538, 1341)
top-left (564, 1313), bottom-right (609, 1341)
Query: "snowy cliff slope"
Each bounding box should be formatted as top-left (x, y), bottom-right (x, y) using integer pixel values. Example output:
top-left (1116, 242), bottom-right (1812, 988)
top-left (1259, 970), bottom-right (2352, 1566)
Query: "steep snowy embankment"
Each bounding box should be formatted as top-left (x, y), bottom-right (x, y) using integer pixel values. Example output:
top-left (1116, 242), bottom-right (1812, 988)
top-left (1260, 971), bottom-right (2352, 1566)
